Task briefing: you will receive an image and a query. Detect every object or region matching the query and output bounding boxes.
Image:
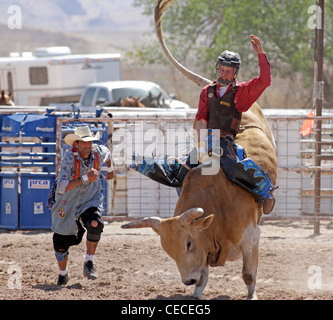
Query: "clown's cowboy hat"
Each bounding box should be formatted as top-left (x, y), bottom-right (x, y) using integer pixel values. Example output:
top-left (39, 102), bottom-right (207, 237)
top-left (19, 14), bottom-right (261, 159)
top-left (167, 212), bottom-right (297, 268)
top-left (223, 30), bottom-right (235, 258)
top-left (63, 125), bottom-right (100, 146)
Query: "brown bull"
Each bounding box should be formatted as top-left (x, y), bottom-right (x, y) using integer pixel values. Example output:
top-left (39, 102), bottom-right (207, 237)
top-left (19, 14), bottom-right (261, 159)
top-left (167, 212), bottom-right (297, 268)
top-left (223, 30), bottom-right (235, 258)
top-left (122, 0), bottom-right (277, 300)
top-left (122, 164), bottom-right (262, 299)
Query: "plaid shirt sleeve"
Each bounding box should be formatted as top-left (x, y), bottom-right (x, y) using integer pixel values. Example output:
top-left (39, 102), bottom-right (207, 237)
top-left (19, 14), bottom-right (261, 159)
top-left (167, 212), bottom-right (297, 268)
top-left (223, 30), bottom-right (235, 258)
top-left (56, 149), bottom-right (74, 194)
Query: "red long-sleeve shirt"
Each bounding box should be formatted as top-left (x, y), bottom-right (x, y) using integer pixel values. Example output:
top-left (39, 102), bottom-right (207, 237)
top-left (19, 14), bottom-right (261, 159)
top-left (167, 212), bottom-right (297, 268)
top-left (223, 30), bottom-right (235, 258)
top-left (195, 53), bottom-right (271, 122)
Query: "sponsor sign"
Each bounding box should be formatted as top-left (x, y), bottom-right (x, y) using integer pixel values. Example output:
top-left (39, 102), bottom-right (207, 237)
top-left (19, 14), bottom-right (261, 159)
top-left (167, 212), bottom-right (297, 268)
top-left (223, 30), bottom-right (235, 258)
top-left (28, 179), bottom-right (50, 189)
top-left (3, 179), bottom-right (15, 189)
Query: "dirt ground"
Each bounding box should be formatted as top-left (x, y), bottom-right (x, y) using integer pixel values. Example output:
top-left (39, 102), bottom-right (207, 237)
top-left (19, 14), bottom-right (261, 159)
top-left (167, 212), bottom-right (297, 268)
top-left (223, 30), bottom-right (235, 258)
top-left (0, 218), bottom-right (333, 300)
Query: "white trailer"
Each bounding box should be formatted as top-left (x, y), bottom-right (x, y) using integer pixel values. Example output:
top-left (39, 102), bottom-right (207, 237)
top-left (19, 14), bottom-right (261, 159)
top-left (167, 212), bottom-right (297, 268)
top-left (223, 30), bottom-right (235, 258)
top-left (0, 46), bottom-right (121, 106)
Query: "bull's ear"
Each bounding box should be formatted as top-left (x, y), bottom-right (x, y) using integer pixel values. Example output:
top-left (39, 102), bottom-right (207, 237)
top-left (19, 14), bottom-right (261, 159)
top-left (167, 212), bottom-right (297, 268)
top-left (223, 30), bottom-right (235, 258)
top-left (192, 214), bottom-right (214, 231)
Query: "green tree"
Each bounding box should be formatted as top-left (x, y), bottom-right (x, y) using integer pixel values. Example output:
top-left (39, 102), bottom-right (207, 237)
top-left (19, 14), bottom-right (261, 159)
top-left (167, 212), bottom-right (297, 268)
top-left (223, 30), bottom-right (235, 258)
top-left (131, 0), bottom-right (333, 107)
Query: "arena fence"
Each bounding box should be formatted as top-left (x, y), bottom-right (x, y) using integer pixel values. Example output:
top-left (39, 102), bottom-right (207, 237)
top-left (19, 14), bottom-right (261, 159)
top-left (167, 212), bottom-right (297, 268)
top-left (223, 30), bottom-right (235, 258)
top-left (55, 109), bottom-right (333, 222)
top-left (265, 110), bottom-right (333, 220)
top-left (1, 108), bottom-right (331, 230)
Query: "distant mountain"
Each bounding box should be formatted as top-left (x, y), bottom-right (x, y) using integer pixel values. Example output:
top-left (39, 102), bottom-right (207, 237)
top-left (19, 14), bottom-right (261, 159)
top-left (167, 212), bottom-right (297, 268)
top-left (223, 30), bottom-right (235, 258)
top-left (0, 0), bottom-right (151, 32)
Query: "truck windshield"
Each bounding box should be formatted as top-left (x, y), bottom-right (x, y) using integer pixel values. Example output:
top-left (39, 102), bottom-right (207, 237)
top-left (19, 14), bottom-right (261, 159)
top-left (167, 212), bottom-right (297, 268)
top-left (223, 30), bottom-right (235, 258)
top-left (112, 86), bottom-right (168, 102)
top-left (82, 87), bottom-right (96, 107)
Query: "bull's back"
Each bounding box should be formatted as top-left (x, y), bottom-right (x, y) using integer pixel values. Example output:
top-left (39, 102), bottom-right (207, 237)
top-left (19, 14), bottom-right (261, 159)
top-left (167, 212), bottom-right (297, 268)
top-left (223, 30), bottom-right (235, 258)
top-left (237, 103), bottom-right (277, 184)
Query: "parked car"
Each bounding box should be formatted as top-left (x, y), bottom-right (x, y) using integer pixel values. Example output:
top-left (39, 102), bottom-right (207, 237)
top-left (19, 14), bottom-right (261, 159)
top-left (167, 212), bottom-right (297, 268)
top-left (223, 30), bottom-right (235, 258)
top-left (78, 80), bottom-right (190, 110)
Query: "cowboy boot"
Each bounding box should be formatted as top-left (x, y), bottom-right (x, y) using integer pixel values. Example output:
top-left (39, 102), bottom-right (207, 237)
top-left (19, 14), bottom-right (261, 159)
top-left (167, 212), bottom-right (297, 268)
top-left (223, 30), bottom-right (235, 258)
top-left (263, 196), bottom-right (276, 214)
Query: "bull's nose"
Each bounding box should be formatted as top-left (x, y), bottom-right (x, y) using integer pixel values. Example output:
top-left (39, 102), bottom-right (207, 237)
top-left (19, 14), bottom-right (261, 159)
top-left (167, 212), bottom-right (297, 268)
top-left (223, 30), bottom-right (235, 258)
top-left (184, 279), bottom-right (197, 286)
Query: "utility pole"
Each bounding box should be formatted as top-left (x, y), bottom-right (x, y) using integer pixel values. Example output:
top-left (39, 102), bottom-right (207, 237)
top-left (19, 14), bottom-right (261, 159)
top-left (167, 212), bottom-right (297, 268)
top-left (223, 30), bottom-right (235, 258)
top-left (313, 0), bottom-right (324, 235)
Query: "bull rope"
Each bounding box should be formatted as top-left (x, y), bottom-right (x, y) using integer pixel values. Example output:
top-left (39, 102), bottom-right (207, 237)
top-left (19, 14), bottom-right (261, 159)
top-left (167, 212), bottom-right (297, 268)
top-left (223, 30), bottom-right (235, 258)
top-left (166, 156), bottom-right (191, 171)
top-left (167, 146), bottom-right (224, 171)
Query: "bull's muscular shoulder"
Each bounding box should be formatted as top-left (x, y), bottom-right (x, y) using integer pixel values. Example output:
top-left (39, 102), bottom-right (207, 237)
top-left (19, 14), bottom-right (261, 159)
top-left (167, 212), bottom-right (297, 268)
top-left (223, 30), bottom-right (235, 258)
top-left (182, 165), bottom-right (222, 191)
top-left (174, 166), bottom-right (223, 216)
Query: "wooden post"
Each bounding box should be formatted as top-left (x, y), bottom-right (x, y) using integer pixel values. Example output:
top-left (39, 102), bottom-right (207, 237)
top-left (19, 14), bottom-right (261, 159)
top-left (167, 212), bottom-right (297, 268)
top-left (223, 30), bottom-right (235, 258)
top-left (314, 0), bottom-right (324, 235)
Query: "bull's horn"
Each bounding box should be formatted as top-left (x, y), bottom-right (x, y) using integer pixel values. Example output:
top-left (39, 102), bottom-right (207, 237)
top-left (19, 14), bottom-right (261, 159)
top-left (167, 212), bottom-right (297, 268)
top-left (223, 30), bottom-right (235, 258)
top-left (121, 217), bottom-right (162, 230)
top-left (154, 0), bottom-right (211, 88)
top-left (178, 208), bottom-right (204, 227)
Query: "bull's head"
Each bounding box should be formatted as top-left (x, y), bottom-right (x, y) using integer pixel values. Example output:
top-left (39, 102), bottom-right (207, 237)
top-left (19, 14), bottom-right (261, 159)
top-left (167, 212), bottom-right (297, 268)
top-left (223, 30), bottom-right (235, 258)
top-left (122, 208), bottom-right (214, 298)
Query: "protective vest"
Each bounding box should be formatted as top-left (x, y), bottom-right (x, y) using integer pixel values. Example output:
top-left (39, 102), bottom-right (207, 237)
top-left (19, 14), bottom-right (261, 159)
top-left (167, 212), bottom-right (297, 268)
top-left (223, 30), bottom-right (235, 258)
top-left (207, 84), bottom-right (242, 135)
top-left (72, 147), bottom-right (99, 181)
top-left (47, 147), bottom-right (100, 211)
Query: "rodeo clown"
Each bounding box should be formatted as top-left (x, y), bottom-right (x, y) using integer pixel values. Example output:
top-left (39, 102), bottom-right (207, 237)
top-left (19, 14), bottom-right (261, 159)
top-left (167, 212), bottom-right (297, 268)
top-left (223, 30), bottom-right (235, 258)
top-left (131, 35), bottom-right (276, 214)
top-left (50, 125), bottom-right (114, 286)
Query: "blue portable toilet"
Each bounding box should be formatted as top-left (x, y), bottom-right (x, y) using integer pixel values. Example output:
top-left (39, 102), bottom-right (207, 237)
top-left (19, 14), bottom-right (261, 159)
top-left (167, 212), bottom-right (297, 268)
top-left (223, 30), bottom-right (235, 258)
top-left (0, 173), bottom-right (19, 230)
top-left (20, 172), bottom-right (55, 229)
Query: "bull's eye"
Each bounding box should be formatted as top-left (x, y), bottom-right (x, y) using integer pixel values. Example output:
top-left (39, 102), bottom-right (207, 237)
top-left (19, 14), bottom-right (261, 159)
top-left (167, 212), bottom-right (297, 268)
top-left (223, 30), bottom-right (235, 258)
top-left (186, 240), bottom-right (192, 252)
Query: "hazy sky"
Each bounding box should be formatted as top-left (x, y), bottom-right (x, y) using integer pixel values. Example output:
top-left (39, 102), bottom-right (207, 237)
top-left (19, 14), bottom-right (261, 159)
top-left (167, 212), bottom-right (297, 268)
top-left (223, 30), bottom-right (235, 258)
top-left (0, 0), bottom-right (151, 31)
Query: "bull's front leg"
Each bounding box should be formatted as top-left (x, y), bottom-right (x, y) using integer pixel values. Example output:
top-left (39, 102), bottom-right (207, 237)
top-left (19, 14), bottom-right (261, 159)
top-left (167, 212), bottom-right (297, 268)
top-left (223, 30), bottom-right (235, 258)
top-left (192, 265), bottom-right (209, 299)
top-left (241, 224), bottom-right (260, 300)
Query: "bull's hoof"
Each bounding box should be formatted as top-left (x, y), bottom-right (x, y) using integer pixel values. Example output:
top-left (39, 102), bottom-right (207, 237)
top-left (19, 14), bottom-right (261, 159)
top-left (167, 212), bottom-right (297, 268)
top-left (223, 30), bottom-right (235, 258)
top-left (191, 293), bottom-right (201, 300)
top-left (247, 292), bottom-right (258, 300)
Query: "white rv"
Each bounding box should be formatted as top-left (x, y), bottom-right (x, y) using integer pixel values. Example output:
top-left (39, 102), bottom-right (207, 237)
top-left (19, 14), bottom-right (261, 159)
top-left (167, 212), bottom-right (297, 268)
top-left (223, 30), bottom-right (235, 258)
top-left (0, 46), bottom-right (121, 106)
